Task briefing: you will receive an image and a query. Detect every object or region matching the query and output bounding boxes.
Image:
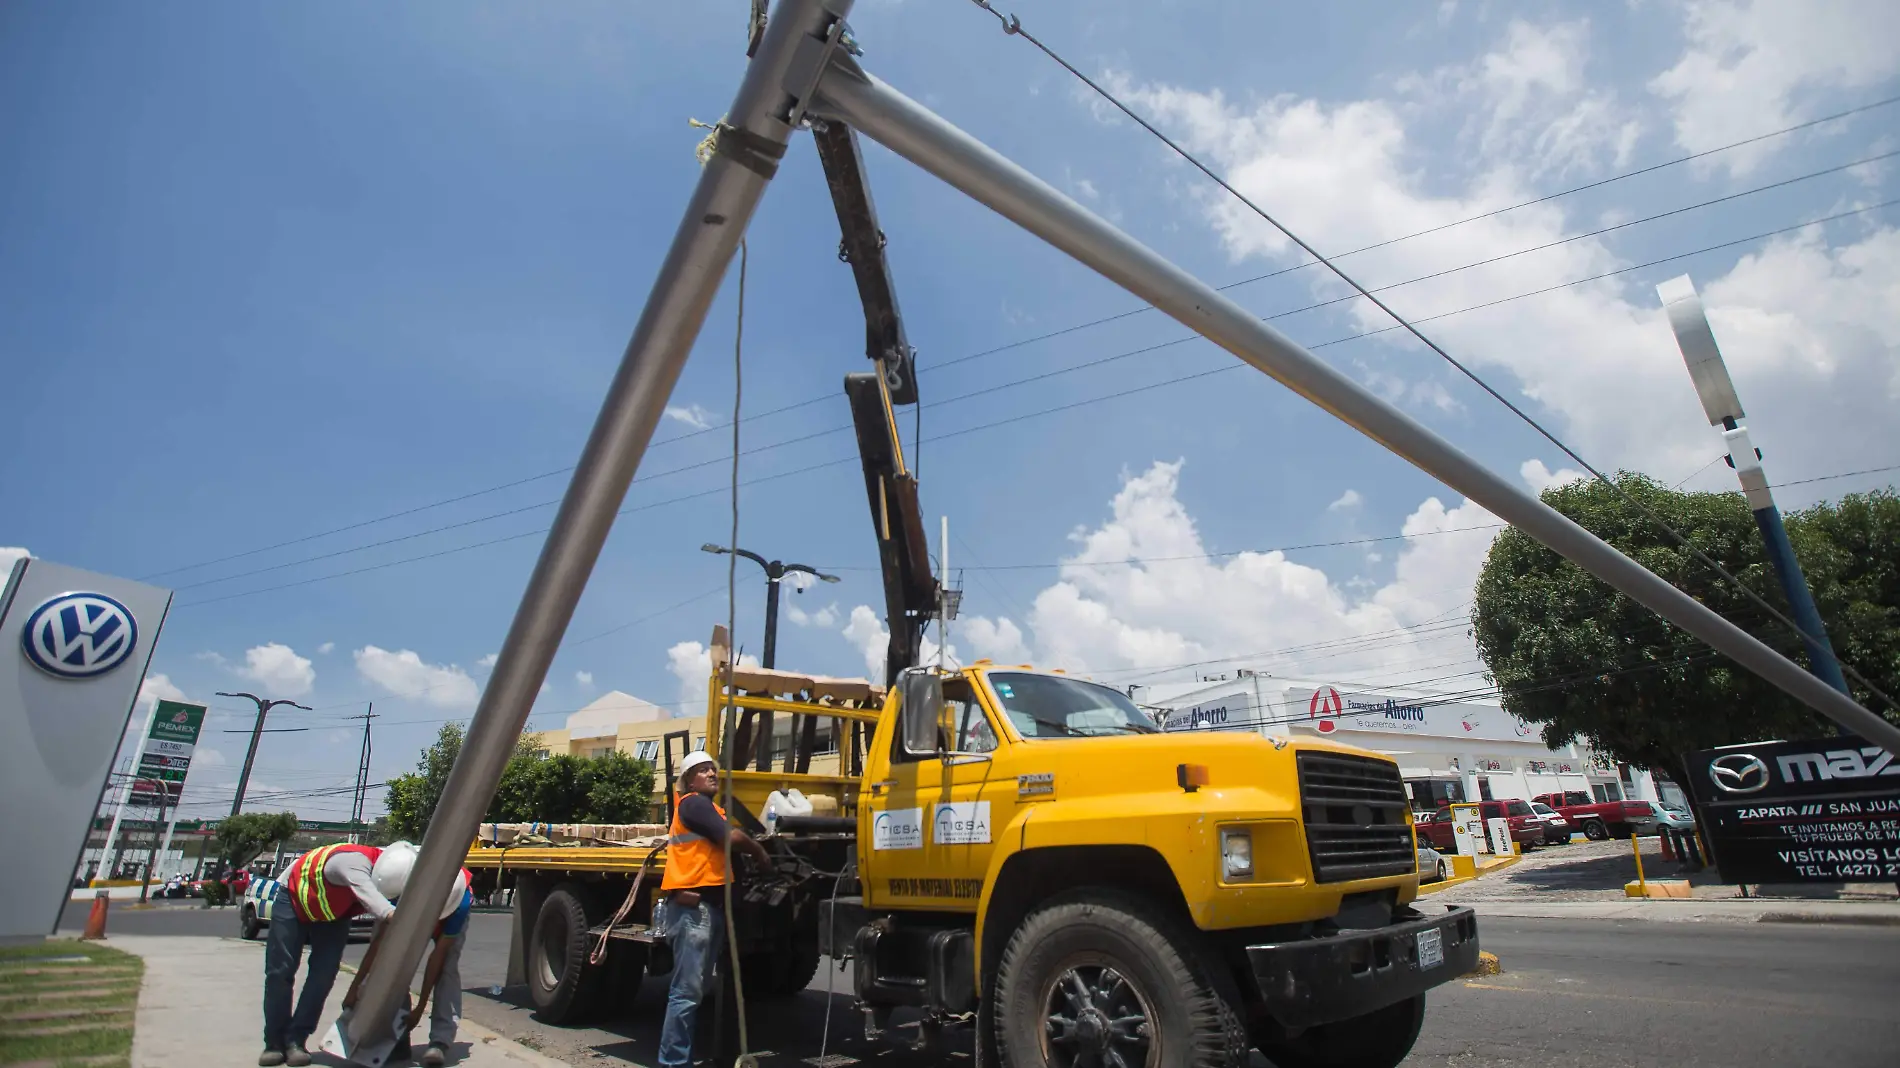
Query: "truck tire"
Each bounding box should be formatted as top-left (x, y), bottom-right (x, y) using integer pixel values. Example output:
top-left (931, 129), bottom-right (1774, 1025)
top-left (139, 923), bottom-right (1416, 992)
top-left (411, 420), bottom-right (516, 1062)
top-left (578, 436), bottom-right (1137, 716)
top-left (1582, 819), bottom-right (1609, 841)
top-left (994, 890), bottom-right (1249, 1068)
top-left (1255, 994), bottom-right (1424, 1068)
top-left (239, 904), bottom-right (261, 941)
top-left (528, 884), bottom-right (606, 1024)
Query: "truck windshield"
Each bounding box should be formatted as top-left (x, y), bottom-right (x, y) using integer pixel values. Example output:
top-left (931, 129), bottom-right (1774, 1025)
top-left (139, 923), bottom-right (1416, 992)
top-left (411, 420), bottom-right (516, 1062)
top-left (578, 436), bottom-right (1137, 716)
top-left (985, 672), bottom-right (1160, 739)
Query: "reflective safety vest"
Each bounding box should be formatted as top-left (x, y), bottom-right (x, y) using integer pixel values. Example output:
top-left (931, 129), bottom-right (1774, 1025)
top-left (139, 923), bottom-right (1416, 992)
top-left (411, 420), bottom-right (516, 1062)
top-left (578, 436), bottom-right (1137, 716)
top-left (283, 843), bottom-right (382, 923)
top-left (661, 793), bottom-right (729, 891)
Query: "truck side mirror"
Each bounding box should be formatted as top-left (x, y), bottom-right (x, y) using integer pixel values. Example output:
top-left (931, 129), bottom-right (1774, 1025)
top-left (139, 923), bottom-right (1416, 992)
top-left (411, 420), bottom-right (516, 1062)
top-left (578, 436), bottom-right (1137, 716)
top-left (898, 670), bottom-right (945, 757)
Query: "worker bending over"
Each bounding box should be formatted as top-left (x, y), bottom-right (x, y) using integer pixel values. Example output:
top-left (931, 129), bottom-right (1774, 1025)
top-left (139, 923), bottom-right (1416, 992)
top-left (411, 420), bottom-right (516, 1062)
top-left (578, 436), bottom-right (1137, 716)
top-left (656, 752), bottom-right (771, 1068)
top-left (261, 841), bottom-right (418, 1066)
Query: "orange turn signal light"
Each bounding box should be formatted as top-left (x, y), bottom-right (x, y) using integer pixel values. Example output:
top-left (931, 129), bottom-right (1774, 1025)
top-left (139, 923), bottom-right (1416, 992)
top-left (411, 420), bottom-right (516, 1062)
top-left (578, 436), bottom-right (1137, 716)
top-left (1177, 763), bottom-right (1210, 793)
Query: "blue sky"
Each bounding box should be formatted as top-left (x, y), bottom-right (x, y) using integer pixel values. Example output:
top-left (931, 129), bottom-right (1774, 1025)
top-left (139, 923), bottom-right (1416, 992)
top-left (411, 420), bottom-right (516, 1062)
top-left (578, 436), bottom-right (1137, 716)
top-left (6, 0), bottom-right (1897, 822)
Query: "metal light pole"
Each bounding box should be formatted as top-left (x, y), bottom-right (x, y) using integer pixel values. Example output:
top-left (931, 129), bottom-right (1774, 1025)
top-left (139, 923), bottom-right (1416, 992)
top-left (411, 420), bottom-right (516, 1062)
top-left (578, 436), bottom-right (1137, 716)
top-left (701, 543), bottom-right (840, 669)
top-left (338, 4), bottom-right (858, 1058)
top-left (138, 775), bottom-right (172, 905)
top-left (215, 692), bottom-right (313, 816)
top-left (1656, 275), bottom-right (1851, 698)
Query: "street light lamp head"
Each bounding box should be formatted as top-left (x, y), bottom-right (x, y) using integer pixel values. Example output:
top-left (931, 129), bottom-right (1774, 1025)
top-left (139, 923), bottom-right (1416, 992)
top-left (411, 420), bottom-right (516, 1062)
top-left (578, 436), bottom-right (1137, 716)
top-left (819, 573), bottom-right (842, 584)
top-left (701, 544), bottom-right (729, 555)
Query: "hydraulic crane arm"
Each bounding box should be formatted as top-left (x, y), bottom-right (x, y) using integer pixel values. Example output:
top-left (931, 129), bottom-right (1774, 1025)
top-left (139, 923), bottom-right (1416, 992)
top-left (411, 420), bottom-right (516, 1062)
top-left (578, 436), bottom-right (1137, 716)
top-left (816, 119), bottom-right (939, 684)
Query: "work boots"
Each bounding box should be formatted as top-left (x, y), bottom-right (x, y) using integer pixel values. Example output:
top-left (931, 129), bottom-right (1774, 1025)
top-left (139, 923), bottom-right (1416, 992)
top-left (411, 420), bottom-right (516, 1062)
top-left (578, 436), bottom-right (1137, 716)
top-left (284, 1044), bottom-right (312, 1067)
top-left (257, 1051), bottom-right (285, 1067)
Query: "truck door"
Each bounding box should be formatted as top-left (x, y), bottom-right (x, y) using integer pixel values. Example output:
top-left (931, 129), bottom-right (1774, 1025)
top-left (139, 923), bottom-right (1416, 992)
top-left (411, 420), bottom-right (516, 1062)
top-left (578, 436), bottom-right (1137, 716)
top-left (863, 676), bottom-right (1009, 913)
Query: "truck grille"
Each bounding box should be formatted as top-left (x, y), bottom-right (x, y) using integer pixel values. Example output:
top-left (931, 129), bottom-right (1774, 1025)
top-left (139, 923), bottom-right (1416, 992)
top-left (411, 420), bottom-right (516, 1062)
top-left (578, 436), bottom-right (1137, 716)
top-left (1297, 751), bottom-right (1414, 883)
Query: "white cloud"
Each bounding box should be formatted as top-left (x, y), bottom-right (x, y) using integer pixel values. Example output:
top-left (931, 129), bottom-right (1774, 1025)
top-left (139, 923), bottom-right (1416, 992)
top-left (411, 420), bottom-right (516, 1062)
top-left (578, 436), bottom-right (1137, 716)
top-left (476, 653), bottom-right (498, 670)
top-left (1520, 459), bottom-right (1587, 495)
top-left (930, 462), bottom-right (1492, 689)
top-left (317, 642), bottom-right (335, 655)
top-left (1099, 27), bottom-right (1899, 505)
top-left (237, 643), bottom-right (315, 698)
top-left (353, 646), bottom-right (480, 709)
top-left (1651, 0), bottom-right (1900, 174)
top-left (786, 601), bottom-right (840, 628)
top-left (191, 745), bottom-right (227, 767)
top-left (663, 403), bottom-right (716, 431)
top-left (1327, 489), bottom-right (1364, 512)
top-left (0, 547), bottom-right (29, 573)
top-left (575, 670), bottom-right (594, 688)
top-left (666, 640), bottom-right (758, 713)
top-left (841, 606), bottom-right (959, 682)
top-left (136, 673), bottom-right (188, 717)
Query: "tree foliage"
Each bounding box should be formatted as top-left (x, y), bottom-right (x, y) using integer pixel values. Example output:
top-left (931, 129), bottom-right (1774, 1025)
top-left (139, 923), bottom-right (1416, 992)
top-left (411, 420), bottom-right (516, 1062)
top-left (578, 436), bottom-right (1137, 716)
top-left (1473, 475), bottom-right (1900, 782)
top-left (383, 725), bottom-right (655, 837)
top-left (215, 811), bottom-right (300, 869)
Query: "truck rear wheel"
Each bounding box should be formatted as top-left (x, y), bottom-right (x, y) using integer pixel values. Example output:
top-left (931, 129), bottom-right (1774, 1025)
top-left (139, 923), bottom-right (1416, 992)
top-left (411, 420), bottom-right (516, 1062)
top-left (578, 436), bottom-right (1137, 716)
top-left (1582, 819), bottom-right (1609, 841)
top-left (528, 884), bottom-right (606, 1024)
top-left (994, 890), bottom-right (1249, 1068)
top-left (1254, 993), bottom-right (1424, 1068)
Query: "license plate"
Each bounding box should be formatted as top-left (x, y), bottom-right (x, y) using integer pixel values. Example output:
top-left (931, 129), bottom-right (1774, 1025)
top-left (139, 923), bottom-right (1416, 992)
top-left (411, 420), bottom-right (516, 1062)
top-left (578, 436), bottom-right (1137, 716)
top-left (1416, 928), bottom-right (1444, 970)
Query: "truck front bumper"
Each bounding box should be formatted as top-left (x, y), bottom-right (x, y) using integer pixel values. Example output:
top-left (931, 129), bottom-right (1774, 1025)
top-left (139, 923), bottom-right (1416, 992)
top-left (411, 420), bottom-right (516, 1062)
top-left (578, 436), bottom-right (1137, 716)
top-left (1244, 905), bottom-right (1478, 1029)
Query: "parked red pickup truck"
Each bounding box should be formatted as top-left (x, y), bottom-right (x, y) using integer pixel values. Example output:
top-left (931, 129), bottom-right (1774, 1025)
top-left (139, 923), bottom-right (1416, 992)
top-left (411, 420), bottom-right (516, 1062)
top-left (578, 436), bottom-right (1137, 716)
top-left (1532, 791), bottom-right (1658, 840)
top-left (1419, 800), bottom-right (1544, 852)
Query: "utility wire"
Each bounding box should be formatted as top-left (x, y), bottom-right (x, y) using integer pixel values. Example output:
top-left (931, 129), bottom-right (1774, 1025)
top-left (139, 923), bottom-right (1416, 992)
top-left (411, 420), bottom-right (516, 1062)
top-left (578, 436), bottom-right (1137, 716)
top-left (965, 3), bottom-right (1900, 712)
top-left (138, 87), bottom-right (1900, 588)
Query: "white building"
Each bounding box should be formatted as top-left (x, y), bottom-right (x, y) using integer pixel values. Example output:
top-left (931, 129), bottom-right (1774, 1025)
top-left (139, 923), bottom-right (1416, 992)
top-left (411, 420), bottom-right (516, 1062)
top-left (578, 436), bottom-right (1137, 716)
top-left (1144, 674), bottom-right (1658, 810)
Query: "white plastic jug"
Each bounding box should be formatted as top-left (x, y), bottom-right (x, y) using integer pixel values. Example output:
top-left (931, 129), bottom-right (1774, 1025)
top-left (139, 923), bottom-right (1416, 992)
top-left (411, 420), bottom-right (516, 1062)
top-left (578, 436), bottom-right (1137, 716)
top-left (762, 788), bottom-right (815, 834)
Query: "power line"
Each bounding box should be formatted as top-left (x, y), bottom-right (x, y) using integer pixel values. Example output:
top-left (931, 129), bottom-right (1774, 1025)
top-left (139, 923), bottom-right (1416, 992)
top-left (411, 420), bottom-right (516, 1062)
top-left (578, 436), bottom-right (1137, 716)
top-left (136, 82), bottom-right (1900, 588)
top-left (966, 7), bottom-right (1899, 710)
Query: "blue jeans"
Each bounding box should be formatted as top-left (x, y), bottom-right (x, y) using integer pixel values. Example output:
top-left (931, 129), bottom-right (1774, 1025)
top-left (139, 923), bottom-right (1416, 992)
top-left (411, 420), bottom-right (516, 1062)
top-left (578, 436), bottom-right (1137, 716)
top-left (655, 894), bottom-right (726, 1068)
top-left (262, 887), bottom-right (351, 1050)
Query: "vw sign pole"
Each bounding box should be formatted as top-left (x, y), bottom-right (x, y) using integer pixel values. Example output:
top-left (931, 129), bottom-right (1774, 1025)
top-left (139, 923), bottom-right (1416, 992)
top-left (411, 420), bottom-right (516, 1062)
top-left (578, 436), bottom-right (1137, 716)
top-left (1656, 275), bottom-right (1851, 700)
top-left (0, 556), bottom-right (173, 940)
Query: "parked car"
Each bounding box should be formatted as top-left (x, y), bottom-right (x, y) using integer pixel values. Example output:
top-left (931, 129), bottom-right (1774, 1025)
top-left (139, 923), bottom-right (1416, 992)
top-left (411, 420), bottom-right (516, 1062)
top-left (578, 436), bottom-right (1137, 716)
top-left (239, 874), bottom-right (376, 941)
top-left (1531, 791), bottom-right (1659, 840)
top-left (1653, 803), bottom-right (1697, 832)
top-left (1419, 800), bottom-right (1543, 852)
top-left (1416, 841), bottom-right (1448, 883)
top-left (1528, 802), bottom-right (1573, 844)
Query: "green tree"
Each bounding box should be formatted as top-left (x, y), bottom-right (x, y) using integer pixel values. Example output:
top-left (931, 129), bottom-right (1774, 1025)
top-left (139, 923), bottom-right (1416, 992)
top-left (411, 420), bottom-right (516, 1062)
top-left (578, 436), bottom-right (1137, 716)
top-left (215, 811), bottom-right (300, 870)
top-left (382, 722), bottom-right (464, 841)
top-left (1472, 475), bottom-right (1899, 784)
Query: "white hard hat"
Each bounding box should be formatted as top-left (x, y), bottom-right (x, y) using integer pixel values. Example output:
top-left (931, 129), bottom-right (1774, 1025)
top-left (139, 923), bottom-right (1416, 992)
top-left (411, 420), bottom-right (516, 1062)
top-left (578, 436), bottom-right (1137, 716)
top-left (678, 750), bottom-right (718, 783)
top-left (439, 870), bottom-right (469, 920)
top-left (372, 841), bottom-right (418, 900)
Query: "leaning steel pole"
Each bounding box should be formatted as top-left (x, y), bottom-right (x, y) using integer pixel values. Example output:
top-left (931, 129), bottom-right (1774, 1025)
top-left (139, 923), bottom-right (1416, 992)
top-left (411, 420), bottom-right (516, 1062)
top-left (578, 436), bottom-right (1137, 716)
top-left (341, 1), bottom-right (856, 1055)
top-left (808, 61), bottom-right (1900, 757)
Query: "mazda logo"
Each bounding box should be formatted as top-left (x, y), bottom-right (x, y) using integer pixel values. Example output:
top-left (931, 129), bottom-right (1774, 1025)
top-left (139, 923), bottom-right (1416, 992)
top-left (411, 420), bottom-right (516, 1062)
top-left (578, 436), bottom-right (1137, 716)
top-left (21, 592), bottom-right (139, 679)
top-left (1709, 753), bottom-right (1770, 794)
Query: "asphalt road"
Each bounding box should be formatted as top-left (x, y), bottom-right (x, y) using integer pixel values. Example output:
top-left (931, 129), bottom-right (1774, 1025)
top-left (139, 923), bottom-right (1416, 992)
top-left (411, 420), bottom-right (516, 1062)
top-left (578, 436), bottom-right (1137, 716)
top-left (62, 904), bottom-right (1900, 1066)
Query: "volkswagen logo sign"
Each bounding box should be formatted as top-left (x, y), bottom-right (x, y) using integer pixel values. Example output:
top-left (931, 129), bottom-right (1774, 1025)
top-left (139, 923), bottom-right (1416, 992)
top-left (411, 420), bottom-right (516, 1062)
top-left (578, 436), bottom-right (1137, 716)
top-left (1708, 752), bottom-right (1770, 794)
top-left (21, 592), bottom-right (139, 679)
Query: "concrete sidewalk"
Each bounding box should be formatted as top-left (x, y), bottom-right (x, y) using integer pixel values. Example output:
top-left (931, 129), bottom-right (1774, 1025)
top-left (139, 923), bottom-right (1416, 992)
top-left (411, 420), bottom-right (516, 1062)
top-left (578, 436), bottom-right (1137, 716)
top-left (113, 934), bottom-right (569, 1068)
top-left (1448, 897), bottom-right (1900, 924)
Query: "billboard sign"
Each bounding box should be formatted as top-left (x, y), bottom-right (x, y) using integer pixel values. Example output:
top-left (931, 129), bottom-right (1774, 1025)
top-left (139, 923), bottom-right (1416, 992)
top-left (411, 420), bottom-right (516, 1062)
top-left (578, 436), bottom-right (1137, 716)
top-left (1685, 736), bottom-right (1900, 884)
top-left (1163, 692), bottom-right (1248, 733)
top-left (129, 700), bottom-right (205, 805)
top-left (1286, 685), bottom-right (1540, 743)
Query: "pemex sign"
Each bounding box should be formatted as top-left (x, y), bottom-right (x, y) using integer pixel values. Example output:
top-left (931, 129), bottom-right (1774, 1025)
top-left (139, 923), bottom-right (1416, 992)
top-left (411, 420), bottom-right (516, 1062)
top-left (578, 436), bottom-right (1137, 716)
top-left (130, 700), bottom-right (206, 806)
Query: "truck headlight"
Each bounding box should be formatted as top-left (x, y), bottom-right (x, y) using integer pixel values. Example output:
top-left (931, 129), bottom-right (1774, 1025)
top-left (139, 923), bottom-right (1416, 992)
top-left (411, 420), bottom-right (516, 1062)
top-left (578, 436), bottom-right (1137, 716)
top-left (1220, 828), bottom-right (1253, 879)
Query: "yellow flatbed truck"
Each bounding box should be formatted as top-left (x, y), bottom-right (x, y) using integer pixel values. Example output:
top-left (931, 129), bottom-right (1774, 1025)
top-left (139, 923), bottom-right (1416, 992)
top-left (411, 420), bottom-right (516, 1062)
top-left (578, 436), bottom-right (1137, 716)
top-left (466, 639), bottom-right (1478, 1068)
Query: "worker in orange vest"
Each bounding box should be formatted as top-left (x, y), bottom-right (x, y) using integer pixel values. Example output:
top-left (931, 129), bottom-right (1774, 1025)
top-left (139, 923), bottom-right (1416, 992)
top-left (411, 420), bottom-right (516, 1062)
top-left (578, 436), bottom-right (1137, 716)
top-left (260, 841), bottom-right (416, 1067)
top-left (655, 752), bottom-right (771, 1068)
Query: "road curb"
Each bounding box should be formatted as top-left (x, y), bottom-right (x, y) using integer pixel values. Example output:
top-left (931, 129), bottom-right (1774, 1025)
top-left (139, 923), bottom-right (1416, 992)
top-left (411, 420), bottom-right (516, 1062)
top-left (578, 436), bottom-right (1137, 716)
top-left (1757, 911), bottom-right (1900, 926)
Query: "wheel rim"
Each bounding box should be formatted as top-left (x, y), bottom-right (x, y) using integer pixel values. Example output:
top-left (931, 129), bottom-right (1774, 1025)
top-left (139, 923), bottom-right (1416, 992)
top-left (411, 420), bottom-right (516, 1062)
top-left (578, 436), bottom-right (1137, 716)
top-left (534, 911), bottom-right (566, 990)
top-left (1037, 955), bottom-right (1157, 1068)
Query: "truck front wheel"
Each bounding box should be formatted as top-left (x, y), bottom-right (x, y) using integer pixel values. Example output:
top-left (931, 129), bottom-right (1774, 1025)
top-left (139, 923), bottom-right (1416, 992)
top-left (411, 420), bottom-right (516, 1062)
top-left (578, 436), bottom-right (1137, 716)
top-left (1254, 993), bottom-right (1424, 1068)
top-left (994, 890), bottom-right (1249, 1068)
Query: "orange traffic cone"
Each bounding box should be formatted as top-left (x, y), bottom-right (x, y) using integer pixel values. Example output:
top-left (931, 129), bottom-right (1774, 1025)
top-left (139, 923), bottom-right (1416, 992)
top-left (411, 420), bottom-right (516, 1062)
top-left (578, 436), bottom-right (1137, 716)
top-left (80, 890), bottom-right (109, 940)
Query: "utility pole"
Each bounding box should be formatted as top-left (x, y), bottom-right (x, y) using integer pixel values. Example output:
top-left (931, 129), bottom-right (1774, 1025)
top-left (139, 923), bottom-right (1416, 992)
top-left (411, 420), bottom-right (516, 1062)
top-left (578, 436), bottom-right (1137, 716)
top-left (138, 776), bottom-right (172, 905)
top-left (700, 544), bottom-right (841, 668)
top-left (1656, 275), bottom-right (1851, 701)
top-left (215, 692), bottom-right (313, 816)
top-left (348, 705), bottom-right (378, 842)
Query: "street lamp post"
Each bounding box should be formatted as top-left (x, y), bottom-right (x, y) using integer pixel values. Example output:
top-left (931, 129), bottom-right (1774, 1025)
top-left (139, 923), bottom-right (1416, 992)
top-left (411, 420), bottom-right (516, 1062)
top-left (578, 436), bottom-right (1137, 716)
top-left (137, 775), bottom-right (172, 905)
top-left (1656, 275), bottom-right (1851, 700)
top-left (702, 543), bottom-right (841, 771)
top-left (215, 692), bottom-right (313, 816)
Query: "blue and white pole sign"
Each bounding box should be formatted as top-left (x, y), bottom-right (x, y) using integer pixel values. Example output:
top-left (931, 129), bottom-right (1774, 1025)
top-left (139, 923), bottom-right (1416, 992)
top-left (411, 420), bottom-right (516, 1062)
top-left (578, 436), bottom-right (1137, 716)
top-left (0, 557), bottom-right (172, 939)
